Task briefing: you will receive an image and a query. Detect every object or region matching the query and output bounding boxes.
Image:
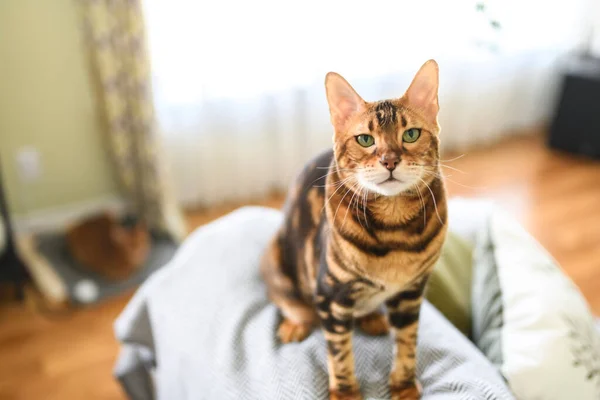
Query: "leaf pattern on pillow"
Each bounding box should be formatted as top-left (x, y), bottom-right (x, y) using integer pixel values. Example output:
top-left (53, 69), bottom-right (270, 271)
top-left (564, 314), bottom-right (600, 390)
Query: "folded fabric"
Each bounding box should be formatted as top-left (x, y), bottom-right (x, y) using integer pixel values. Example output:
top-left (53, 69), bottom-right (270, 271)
top-left (114, 205), bottom-right (514, 399)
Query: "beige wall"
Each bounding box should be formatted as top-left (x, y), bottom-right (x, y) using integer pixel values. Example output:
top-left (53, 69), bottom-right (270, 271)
top-left (0, 0), bottom-right (118, 216)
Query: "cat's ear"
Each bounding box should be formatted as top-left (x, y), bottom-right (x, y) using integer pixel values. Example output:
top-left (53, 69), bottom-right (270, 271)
top-left (325, 72), bottom-right (366, 132)
top-left (405, 59), bottom-right (439, 119)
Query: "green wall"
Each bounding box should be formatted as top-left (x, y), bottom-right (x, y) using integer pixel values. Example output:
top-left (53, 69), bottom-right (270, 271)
top-left (0, 0), bottom-right (118, 215)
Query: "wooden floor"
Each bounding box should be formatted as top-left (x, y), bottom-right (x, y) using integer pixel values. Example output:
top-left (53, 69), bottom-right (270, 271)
top-left (1, 133), bottom-right (599, 399)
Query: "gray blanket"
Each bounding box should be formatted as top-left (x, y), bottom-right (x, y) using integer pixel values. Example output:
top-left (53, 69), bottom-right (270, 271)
top-left (114, 206), bottom-right (514, 399)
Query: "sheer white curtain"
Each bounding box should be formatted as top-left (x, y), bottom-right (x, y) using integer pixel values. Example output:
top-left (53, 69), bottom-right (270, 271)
top-left (142, 0), bottom-right (589, 207)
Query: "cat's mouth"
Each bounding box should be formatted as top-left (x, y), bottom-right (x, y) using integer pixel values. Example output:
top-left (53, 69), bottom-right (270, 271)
top-left (357, 171), bottom-right (413, 196)
top-left (380, 176), bottom-right (402, 184)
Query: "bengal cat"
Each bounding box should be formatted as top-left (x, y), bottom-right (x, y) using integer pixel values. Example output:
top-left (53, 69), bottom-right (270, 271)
top-left (261, 60), bottom-right (448, 400)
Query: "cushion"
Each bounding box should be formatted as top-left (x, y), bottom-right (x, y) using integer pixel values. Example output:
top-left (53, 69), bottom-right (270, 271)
top-left (114, 205), bottom-right (514, 400)
top-left (471, 207), bottom-right (600, 400)
top-left (426, 232), bottom-right (473, 337)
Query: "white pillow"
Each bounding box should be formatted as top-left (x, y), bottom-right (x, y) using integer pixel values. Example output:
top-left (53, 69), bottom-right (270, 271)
top-left (471, 207), bottom-right (600, 400)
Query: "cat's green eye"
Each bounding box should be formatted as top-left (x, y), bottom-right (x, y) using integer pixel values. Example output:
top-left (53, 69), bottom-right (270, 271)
top-left (402, 128), bottom-right (421, 143)
top-left (356, 134), bottom-right (375, 147)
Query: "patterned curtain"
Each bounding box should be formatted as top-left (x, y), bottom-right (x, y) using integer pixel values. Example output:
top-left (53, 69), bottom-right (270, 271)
top-left (81, 0), bottom-right (186, 240)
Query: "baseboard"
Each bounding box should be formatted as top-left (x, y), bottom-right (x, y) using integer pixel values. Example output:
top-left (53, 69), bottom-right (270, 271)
top-left (13, 195), bottom-right (127, 235)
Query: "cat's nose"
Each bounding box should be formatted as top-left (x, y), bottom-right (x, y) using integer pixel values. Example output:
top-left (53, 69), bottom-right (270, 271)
top-left (379, 154), bottom-right (399, 171)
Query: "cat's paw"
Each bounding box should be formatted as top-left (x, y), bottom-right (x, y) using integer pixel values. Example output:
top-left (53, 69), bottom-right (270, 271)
top-left (277, 319), bottom-right (312, 343)
top-left (329, 388), bottom-right (363, 400)
top-left (390, 380), bottom-right (422, 400)
top-left (357, 312), bottom-right (390, 336)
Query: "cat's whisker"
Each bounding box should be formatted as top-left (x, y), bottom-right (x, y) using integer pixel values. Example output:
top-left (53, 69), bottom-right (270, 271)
top-left (421, 169), bottom-right (485, 190)
top-left (362, 187), bottom-right (369, 228)
top-left (342, 182), bottom-right (362, 230)
top-left (355, 186), bottom-right (365, 229)
top-left (332, 188), bottom-right (352, 224)
top-left (439, 164), bottom-right (466, 174)
top-left (312, 164), bottom-right (369, 184)
top-left (445, 178), bottom-right (487, 190)
top-left (341, 189), bottom-right (356, 230)
top-left (321, 176), bottom-right (355, 213)
top-left (309, 169), bottom-right (352, 187)
top-left (417, 177), bottom-right (444, 225)
top-left (333, 183), bottom-right (357, 226)
top-left (313, 180), bottom-right (346, 188)
top-left (316, 166), bottom-right (354, 170)
top-left (419, 169), bottom-right (444, 179)
top-left (414, 182), bottom-right (427, 228)
top-left (438, 154), bottom-right (465, 163)
top-left (412, 163), bottom-right (466, 175)
top-left (313, 176), bottom-right (355, 190)
top-left (313, 177), bottom-right (353, 189)
top-left (354, 187), bottom-right (366, 231)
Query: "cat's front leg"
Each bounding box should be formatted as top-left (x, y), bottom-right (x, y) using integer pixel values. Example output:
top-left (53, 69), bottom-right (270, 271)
top-left (316, 288), bottom-right (362, 400)
top-left (385, 278), bottom-right (428, 400)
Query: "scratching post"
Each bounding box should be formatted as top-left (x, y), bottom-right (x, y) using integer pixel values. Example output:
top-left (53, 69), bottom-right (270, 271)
top-left (0, 156), bottom-right (29, 300)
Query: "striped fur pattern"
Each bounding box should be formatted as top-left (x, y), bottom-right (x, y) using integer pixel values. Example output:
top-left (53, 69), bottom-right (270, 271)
top-left (261, 60), bottom-right (448, 400)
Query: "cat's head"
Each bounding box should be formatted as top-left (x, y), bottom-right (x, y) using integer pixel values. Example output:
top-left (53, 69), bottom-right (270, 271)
top-left (325, 60), bottom-right (440, 197)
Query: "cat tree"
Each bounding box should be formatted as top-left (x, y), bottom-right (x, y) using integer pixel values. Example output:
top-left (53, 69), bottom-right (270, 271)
top-left (0, 156), bottom-right (29, 300)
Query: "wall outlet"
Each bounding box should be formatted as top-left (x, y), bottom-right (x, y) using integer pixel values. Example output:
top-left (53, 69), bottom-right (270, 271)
top-left (16, 146), bottom-right (42, 182)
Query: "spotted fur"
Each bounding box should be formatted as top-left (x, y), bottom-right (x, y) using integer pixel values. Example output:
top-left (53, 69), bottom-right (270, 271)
top-left (261, 60), bottom-right (447, 400)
